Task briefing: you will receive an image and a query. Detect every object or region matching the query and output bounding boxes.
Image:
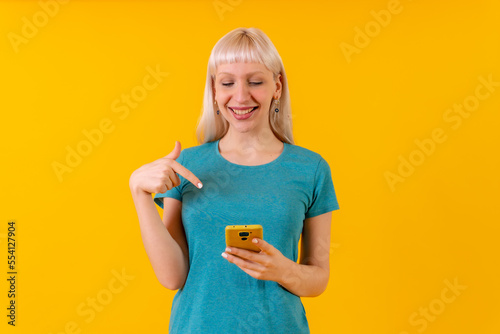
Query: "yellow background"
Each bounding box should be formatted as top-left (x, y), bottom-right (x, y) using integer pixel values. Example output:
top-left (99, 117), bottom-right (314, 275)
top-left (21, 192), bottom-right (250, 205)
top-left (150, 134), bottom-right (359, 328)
top-left (1, 0), bottom-right (499, 333)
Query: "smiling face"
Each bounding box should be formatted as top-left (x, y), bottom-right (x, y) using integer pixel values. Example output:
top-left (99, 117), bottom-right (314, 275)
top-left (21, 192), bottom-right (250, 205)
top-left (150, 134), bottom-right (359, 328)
top-left (213, 62), bottom-right (282, 135)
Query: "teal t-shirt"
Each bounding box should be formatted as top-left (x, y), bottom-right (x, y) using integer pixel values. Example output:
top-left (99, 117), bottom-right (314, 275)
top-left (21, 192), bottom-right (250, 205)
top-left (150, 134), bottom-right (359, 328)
top-left (153, 139), bottom-right (340, 334)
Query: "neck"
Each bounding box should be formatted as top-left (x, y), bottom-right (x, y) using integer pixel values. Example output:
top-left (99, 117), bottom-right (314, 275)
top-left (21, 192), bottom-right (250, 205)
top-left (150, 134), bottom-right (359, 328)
top-left (219, 127), bottom-right (281, 152)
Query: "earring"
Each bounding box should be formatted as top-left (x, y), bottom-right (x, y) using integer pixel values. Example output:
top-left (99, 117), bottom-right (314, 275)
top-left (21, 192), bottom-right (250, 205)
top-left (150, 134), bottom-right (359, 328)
top-left (214, 100), bottom-right (219, 115)
top-left (274, 99), bottom-right (280, 113)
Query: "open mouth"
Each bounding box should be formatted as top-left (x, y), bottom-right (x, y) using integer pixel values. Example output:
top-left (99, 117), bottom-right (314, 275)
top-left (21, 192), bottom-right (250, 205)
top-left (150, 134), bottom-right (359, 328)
top-left (229, 106), bottom-right (258, 115)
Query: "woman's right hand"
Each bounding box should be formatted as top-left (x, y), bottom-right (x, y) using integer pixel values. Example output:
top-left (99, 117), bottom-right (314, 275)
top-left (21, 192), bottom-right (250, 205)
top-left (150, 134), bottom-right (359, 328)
top-left (129, 141), bottom-right (203, 195)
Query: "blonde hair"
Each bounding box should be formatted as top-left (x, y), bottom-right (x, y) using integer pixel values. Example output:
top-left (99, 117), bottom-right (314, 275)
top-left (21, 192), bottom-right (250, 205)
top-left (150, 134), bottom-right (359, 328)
top-left (195, 27), bottom-right (294, 145)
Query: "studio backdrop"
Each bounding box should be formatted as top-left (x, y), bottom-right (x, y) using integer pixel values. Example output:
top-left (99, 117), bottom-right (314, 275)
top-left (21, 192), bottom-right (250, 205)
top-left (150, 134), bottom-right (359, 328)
top-left (1, 0), bottom-right (499, 333)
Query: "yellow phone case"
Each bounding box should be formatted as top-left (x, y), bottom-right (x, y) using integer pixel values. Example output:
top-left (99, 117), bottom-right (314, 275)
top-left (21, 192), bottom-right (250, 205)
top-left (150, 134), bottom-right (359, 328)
top-left (225, 225), bottom-right (263, 252)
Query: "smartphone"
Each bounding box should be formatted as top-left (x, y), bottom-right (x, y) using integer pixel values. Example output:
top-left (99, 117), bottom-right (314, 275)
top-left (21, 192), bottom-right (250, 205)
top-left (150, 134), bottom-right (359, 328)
top-left (225, 225), bottom-right (263, 252)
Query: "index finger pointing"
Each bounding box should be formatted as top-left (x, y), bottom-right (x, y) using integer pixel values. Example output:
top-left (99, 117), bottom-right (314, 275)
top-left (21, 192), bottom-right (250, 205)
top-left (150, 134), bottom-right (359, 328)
top-left (171, 160), bottom-right (203, 189)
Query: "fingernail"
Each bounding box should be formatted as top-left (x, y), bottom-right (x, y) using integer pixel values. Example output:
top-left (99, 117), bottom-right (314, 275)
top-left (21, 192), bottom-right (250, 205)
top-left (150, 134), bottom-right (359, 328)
top-left (198, 182), bottom-right (203, 189)
top-left (252, 238), bottom-right (258, 243)
top-left (221, 252), bottom-right (227, 258)
top-left (225, 247), bottom-right (231, 252)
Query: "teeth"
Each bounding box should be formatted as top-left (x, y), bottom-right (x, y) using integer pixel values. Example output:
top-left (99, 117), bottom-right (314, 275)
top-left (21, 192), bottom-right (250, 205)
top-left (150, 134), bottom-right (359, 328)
top-left (231, 107), bottom-right (256, 115)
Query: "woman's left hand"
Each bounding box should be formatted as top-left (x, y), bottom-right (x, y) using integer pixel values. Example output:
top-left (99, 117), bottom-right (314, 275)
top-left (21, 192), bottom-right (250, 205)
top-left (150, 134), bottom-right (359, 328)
top-left (221, 238), bottom-right (294, 283)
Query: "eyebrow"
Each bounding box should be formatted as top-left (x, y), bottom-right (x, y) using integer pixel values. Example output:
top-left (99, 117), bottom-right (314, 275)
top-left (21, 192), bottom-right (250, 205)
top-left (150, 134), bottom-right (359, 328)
top-left (217, 71), bottom-right (265, 76)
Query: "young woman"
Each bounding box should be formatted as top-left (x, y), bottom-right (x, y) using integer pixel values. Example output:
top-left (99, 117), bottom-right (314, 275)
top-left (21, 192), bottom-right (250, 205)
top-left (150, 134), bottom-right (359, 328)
top-left (129, 27), bottom-right (340, 333)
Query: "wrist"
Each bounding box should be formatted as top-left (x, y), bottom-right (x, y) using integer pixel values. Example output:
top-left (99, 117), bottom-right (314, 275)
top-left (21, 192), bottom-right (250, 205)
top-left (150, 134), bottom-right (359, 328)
top-left (129, 182), bottom-right (150, 198)
top-left (277, 258), bottom-right (299, 287)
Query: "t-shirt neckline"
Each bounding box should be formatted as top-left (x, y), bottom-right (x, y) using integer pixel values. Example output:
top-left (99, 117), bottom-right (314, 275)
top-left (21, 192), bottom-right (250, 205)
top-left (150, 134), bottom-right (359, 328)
top-left (215, 138), bottom-right (288, 168)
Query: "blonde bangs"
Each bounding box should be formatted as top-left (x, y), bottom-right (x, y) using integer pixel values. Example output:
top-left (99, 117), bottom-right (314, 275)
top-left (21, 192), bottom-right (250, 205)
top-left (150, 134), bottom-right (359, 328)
top-left (209, 30), bottom-right (279, 77)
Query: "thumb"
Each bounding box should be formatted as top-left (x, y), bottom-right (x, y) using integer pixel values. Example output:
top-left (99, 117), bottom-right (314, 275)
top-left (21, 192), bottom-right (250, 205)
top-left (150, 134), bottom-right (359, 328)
top-left (252, 238), bottom-right (275, 255)
top-left (165, 141), bottom-right (181, 160)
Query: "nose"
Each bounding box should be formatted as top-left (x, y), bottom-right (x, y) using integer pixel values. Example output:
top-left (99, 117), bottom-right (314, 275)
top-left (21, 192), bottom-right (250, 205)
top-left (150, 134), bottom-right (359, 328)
top-left (233, 81), bottom-right (251, 103)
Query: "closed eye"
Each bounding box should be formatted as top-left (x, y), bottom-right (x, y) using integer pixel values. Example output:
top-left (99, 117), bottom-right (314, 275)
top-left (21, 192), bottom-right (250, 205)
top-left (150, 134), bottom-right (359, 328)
top-left (221, 82), bottom-right (263, 86)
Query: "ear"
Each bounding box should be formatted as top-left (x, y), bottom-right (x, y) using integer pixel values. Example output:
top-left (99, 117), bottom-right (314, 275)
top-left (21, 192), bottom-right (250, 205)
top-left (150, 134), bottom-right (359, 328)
top-left (212, 77), bottom-right (216, 98)
top-left (274, 73), bottom-right (282, 98)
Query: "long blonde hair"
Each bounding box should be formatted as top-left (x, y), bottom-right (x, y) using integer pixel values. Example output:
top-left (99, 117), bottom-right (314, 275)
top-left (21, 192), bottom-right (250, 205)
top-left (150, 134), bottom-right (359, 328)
top-left (196, 27), bottom-right (294, 145)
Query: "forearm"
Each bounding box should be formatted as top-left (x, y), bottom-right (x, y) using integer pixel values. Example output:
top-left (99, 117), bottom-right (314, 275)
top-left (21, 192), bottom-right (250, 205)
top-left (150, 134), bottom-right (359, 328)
top-left (130, 187), bottom-right (188, 290)
top-left (277, 259), bottom-right (329, 297)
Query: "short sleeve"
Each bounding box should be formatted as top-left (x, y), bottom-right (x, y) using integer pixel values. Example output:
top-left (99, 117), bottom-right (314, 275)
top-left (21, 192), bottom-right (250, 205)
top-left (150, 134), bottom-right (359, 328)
top-left (305, 157), bottom-right (340, 219)
top-left (153, 149), bottom-right (185, 209)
